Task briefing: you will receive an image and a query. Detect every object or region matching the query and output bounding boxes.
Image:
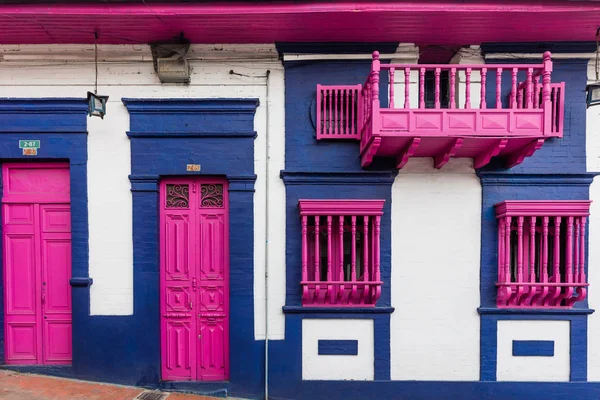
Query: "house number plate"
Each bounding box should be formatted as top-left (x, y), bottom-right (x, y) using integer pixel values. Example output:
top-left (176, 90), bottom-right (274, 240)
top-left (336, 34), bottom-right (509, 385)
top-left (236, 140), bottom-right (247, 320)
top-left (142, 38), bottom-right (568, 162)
top-left (186, 164), bottom-right (201, 172)
top-left (19, 140), bottom-right (40, 156)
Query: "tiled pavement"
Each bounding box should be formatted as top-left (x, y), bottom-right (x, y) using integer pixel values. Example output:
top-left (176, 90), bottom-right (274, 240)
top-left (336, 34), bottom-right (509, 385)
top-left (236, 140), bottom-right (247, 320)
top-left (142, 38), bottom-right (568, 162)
top-left (0, 369), bottom-right (221, 400)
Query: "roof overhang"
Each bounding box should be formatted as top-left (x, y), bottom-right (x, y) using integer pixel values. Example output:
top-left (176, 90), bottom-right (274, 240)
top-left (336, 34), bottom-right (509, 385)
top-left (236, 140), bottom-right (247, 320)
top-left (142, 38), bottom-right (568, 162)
top-left (1, 1), bottom-right (600, 45)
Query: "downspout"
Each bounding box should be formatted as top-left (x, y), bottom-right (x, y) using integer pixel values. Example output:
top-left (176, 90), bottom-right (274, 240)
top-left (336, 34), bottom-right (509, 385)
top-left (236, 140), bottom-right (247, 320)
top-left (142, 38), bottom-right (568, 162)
top-left (264, 69), bottom-right (271, 400)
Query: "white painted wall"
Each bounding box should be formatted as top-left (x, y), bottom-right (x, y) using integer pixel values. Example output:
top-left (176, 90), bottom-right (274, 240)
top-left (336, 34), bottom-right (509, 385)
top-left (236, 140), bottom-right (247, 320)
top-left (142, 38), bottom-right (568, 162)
top-left (390, 158), bottom-right (481, 381)
top-left (0, 45), bottom-right (286, 337)
top-left (302, 319), bottom-right (374, 381)
top-left (496, 320), bottom-right (570, 382)
top-left (586, 56), bottom-right (600, 380)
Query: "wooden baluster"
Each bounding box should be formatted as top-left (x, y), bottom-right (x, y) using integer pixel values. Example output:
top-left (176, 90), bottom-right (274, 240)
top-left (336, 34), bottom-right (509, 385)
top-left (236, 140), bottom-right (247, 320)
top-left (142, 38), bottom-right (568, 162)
top-left (533, 76), bottom-right (540, 109)
top-left (404, 67), bottom-right (411, 109)
top-left (553, 217), bottom-right (562, 280)
top-left (526, 68), bottom-right (534, 109)
top-left (364, 216), bottom-right (369, 281)
top-left (327, 89), bottom-right (333, 134)
top-left (517, 88), bottom-right (523, 109)
top-left (327, 215), bottom-right (333, 303)
top-left (496, 68), bottom-right (502, 109)
top-left (435, 67), bottom-right (441, 109)
top-left (375, 216), bottom-right (381, 281)
top-left (498, 220), bottom-right (505, 282)
top-left (575, 218), bottom-right (581, 283)
top-left (315, 216), bottom-right (320, 281)
top-left (566, 217), bottom-right (574, 283)
top-left (301, 215), bottom-right (308, 282)
top-left (529, 216), bottom-right (536, 284)
top-left (339, 215), bottom-right (344, 281)
top-left (539, 216), bottom-right (550, 306)
top-left (372, 52), bottom-right (380, 104)
top-left (450, 68), bottom-right (456, 109)
top-left (373, 215), bottom-right (381, 303)
top-left (552, 85), bottom-right (559, 133)
top-left (551, 216), bottom-right (562, 306)
top-left (351, 216), bottom-right (357, 282)
top-left (480, 67), bottom-right (487, 109)
top-left (511, 68), bottom-right (518, 109)
top-left (465, 68), bottom-right (471, 109)
top-left (334, 89), bottom-right (339, 135)
top-left (327, 216), bottom-right (332, 281)
top-left (349, 89), bottom-right (354, 137)
top-left (389, 68), bottom-right (395, 109)
top-left (344, 89), bottom-right (349, 136)
top-left (542, 51), bottom-right (552, 107)
top-left (505, 216), bottom-right (512, 283)
top-left (419, 68), bottom-right (425, 109)
top-left (580, 217), bottom-right (587, 283)
top-left (517, 217), bottom-right (524, 283)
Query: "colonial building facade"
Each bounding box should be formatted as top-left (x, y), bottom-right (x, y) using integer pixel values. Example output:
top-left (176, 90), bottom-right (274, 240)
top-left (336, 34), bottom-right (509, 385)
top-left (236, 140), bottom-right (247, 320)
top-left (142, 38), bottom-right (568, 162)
top-left (0, 1), bottom-right (600, 399)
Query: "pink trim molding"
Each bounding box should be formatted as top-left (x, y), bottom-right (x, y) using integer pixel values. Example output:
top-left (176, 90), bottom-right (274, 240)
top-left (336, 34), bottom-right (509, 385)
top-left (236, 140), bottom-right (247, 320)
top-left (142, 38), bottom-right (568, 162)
top-left (495, 200), bottom-right (592, 309)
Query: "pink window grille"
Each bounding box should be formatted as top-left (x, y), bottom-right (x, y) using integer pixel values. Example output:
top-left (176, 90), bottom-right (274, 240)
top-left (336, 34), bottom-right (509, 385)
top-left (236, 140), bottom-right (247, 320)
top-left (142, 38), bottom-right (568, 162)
top-left (495, 200), bottom-right (592, 308)
top-left (299, 200), bottom-right (384, 306)
top-left (316, 84), bottom-right (362, 140)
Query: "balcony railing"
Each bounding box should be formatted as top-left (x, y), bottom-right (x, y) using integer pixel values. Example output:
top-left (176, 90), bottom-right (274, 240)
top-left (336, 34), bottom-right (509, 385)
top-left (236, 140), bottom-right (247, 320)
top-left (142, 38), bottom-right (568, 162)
top-left (317, 51), bottom-right (565, 169)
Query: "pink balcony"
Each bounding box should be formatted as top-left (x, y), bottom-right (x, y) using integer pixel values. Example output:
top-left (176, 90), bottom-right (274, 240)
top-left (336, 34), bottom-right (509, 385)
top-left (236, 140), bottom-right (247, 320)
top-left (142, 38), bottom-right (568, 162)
top-left (495, 201), bottom-right (591, 308)
top-left (316, 51), bottom-right (564, 169)
top-left (299, 200), bottom-right (384, 307)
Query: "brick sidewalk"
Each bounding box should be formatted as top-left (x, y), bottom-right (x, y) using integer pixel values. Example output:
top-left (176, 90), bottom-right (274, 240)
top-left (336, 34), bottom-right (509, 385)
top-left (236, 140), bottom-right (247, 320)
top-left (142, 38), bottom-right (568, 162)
top-left (0, 369), bottom-right (220, 400)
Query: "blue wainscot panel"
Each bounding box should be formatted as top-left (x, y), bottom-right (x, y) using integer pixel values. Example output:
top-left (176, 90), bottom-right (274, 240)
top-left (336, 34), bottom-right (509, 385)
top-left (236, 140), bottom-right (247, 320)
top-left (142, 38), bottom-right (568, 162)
top-left (513, 341), bottom-right (555, 357)
top-left (318, 340), bottom-right (359, 356)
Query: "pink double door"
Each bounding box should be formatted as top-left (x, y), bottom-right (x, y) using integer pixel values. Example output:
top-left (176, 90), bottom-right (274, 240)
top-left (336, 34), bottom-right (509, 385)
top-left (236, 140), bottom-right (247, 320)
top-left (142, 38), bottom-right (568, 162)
top-left (160, 178), bottom-right (229, 381)
top-left (2, 163), bottom-right (72, 365)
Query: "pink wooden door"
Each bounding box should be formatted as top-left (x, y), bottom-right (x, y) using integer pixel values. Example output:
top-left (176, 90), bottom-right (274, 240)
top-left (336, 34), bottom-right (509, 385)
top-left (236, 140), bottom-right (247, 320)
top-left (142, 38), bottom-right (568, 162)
top-left (2, 163), bottom-right (72, 365)
top-left (160, 178), bottom-right (229, 381)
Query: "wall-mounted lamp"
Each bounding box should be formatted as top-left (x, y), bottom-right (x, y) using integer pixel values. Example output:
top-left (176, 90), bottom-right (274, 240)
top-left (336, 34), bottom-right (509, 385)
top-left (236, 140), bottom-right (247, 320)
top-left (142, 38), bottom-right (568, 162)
top-left (88, 31), bottom-right (109, 118)
top-left (587, 83), bottom-right (600, 108)
top-left (589, 28), bottom-right (600, 108)
top-left (87, 91), bottom-right (109, 118)
top-left (150, 33), bottom-right (191, 84)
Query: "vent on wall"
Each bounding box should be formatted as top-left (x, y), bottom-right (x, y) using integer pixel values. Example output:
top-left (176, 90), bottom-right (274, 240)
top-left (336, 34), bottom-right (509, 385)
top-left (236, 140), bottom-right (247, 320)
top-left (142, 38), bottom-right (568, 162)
top-left (316, 84), bottom-right (362, 140)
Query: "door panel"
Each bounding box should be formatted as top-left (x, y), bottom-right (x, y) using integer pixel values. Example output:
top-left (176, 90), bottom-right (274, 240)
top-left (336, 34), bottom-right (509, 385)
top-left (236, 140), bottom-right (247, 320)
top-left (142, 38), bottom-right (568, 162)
top-left (4, 234), bottom-right (36, 315)
top-left (43, 320), bottom-right (71, 363)
top-left (5, 323), bottom-right (37, 363)
top-left (161, 179), bottom-right (229, 382)
top-left (198, 317), bottom-right (226, 380)
top-left (2, 163), bottom-right (71, 365)
top-left (164, 320), bottom-right (193, 380)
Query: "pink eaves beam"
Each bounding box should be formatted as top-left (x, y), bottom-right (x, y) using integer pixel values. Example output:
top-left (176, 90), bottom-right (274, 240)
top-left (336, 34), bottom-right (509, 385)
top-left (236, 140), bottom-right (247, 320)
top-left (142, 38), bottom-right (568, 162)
top-left (2, 2), bottom-right (600, 44)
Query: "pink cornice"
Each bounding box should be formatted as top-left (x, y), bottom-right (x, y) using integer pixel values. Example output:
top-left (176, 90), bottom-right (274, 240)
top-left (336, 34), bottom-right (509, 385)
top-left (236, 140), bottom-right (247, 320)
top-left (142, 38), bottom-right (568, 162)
top-left (494, 200), bottom-right (592, 218)
top-left (298, 199), bottom-right (385, 216)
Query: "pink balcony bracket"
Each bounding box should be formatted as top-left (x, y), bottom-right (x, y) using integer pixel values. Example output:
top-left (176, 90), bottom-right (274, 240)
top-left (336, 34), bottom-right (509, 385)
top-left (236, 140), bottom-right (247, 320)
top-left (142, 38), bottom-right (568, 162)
top-left (298, 199), bottom-right (385, 307)
top-left (495, 200), bottom-right (592, 309)
top-left (316, 51), bottom-right (565, 169)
